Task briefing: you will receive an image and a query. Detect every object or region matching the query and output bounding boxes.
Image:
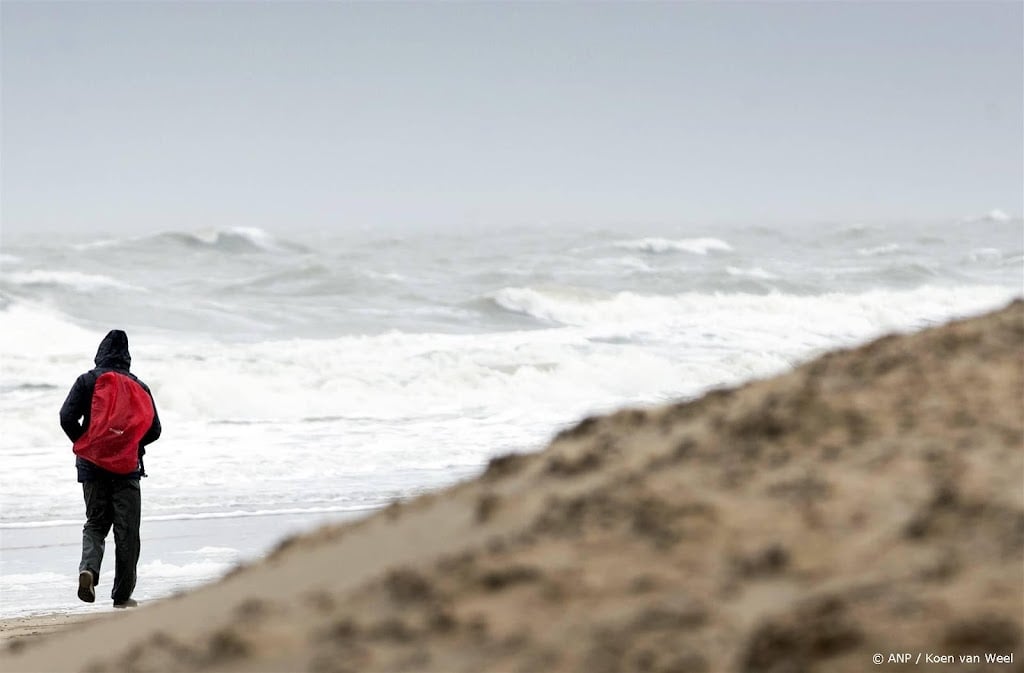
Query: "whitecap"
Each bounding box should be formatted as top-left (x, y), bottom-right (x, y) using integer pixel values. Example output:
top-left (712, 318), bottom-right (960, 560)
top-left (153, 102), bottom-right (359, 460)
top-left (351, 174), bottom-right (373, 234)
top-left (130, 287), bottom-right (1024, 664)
top-left (962, 209), bottom-right (1014, 224)
top-left (72, 237), bottom-right (130, 251)
top-left (613, 237), bottom-right (733, 255)
top-left (361, 269), bottom-right (408, 282)
top-left (158, 226), bottom-right (308, 254)
top-left (856, 244), bottom-right (902, 256)
top-left (725, 266), bottom-right (779, 280)
top-left (4, 270), bottom-right (137, 291)
top-left (489, 284), bottom-right (1019, 332)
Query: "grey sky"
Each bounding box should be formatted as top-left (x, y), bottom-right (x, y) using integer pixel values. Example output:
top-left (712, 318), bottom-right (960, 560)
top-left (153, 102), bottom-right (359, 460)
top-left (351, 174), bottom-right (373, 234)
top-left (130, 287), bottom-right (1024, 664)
top-left (2, 1), bottom-right (1022, 235)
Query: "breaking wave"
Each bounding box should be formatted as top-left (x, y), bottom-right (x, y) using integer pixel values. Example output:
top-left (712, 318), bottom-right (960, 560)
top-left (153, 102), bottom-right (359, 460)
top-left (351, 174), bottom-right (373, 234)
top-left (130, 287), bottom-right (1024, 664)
top-left (490, 284), bottom-right (1019, 329)
top-left (857, 244), bottom-right (902, 257)
top-left (2, 270), bottom-right (139, 292)
top-left (725, 266), bottom-right (779, 280)
top-left (962, 209), bottom-right (1014, 224)
top-left (74, 227), bottom-right (309, 255)
top-left (613, 237), bottom-right (733, 255)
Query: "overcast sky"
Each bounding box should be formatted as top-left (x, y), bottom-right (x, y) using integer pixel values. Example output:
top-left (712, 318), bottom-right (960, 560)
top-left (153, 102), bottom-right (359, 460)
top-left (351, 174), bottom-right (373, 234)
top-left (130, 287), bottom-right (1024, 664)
top-left (2, 1), bottom-right (1022, 235)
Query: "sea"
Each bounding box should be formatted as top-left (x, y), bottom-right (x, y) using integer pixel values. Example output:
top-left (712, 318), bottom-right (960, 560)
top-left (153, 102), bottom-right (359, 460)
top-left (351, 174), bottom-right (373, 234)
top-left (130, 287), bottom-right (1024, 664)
top-left (1, 215), bottom-right (1021, 618)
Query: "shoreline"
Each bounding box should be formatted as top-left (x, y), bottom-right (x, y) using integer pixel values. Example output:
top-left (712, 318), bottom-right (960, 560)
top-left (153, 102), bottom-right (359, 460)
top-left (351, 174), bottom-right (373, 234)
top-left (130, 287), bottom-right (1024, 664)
top-left (0, 508), bottom-right (369, 622)
top-left (0, 613), bottom-right (103, 645)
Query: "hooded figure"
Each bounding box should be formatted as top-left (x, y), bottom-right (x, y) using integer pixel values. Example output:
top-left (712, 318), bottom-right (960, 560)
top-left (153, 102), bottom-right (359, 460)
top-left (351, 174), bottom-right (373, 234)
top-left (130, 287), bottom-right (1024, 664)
top-left (93, 329), bottom-right (132, 370)
top-left (60, 330), bottom-right (161, 608)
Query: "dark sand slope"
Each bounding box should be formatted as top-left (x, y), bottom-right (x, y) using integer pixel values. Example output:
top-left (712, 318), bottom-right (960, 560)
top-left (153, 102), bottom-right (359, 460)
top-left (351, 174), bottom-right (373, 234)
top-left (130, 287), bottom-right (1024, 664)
top-left (3, 301), bottom-right (1022, 673)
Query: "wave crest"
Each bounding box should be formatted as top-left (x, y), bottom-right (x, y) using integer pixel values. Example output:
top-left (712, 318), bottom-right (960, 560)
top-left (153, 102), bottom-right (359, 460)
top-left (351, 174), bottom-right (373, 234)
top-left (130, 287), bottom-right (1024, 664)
top-left (613, 237), bottom-right (733, 255)
top-left (962, 209), bottom-right (1013, 224)
top-left (491, 284), bottom-right (1019, 329)
top-left (725, 266), bottom-right (779, 280)
top-left (3, 270), bottom-right (137, 292)
top-left (162, 227), bottom-right (305, 253)
top-left (857, 244), bottom-right (902, 257)
top-left (75, 227), bottom-right (309, 255)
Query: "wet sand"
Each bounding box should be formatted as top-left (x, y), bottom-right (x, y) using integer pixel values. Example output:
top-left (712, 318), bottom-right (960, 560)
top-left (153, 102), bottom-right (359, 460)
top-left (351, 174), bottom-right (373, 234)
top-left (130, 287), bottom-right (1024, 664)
top-left (0, 613), bottom-right (101, 645)
top-left (2, 301), bottom-right (1021, 673)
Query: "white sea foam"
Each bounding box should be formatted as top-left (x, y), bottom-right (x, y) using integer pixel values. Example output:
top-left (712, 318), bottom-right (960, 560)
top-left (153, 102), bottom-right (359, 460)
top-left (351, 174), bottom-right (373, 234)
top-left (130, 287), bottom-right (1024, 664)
top-left (614, 237), bottom-right (733, 255)
top-left (76, 283), bottom-right (1012, 434)
top-left (0, 253), bottom-right (21, 266)
top-left (72, 237), bottom-right (133, 251)
top-left (139, 559), bottom-right (235, 579)
top-left (69, 227), bottom-right (296, 255)
top-left (493, 284), bottom-right (1016, 330)
top-left (3, 270), bottom-right (137, 291)
top-left (0, 301), bottom-right (100, 356)
top-left (963, 209), bottom-right (1014, 224)
top-left (361, 269), bottom-right (408, 282)
top-left (2, 280), bottom-right (1019, 513)
top-left (857, 244), bottom-right (901, 256)
top-left (211, 227), bottom-right (270, 246)
top-left (188, 546), bottom-right (242, 558)
top-left (0, 572), bottom-right (67, 588)
top-left (181, 226), bottom-right (297, 253)
top-left (725, 266), bottom-right (779, 280)
top-left (130, 286), bottom-right (1022, 428)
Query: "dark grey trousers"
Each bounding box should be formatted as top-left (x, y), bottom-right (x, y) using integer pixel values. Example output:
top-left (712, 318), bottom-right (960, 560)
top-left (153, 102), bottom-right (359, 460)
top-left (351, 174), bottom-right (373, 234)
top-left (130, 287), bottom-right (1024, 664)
top-left (80, 479), bottom-right (141, 603)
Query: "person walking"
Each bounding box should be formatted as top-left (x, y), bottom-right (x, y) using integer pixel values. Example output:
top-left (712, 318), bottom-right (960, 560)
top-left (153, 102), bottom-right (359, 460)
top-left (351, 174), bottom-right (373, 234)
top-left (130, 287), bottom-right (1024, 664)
top-left (60, 330), bottom-right (161, 608)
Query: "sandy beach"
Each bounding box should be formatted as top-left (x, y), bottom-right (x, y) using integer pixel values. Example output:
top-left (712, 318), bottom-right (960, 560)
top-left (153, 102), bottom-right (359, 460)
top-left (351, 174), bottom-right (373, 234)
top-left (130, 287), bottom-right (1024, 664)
top-left (0, 613), bottom-right (101, 645)
top-left (2, 300), bottom-right (1021, 673)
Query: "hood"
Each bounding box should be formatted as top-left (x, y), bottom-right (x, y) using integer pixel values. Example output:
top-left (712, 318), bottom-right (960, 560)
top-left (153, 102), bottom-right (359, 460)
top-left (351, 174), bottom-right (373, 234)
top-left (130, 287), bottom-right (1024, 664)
top-left (94, 330), bottom-right (132, 370)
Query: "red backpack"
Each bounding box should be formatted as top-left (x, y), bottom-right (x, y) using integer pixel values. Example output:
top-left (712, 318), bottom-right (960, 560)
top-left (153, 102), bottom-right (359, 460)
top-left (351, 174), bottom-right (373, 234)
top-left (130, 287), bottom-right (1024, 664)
top-left (73, 371), bottom-right (155, 474)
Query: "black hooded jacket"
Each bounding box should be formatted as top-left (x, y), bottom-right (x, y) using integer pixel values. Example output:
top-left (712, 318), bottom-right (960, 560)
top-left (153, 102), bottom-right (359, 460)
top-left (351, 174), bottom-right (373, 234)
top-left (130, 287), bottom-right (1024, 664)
top-left (60, 330), bottom-right (162, 482)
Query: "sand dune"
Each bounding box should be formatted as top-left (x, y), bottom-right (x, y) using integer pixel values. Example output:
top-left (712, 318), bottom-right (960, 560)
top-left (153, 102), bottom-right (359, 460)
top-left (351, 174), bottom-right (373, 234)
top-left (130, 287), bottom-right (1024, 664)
top-left (2, 301), bottom-right (1021, 673)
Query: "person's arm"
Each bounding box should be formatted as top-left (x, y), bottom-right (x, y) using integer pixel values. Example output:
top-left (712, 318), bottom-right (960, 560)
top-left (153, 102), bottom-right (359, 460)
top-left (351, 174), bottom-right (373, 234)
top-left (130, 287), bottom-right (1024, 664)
top-left (59, 375), bottom-right (91, 443)
top-left (140, 390), bottom-right (161, 447)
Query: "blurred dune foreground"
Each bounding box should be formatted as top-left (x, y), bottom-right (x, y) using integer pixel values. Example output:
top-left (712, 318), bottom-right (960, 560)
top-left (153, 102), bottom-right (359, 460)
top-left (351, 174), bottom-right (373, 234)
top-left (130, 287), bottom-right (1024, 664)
top-left (4, 301), bottom-right (1022, 673)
